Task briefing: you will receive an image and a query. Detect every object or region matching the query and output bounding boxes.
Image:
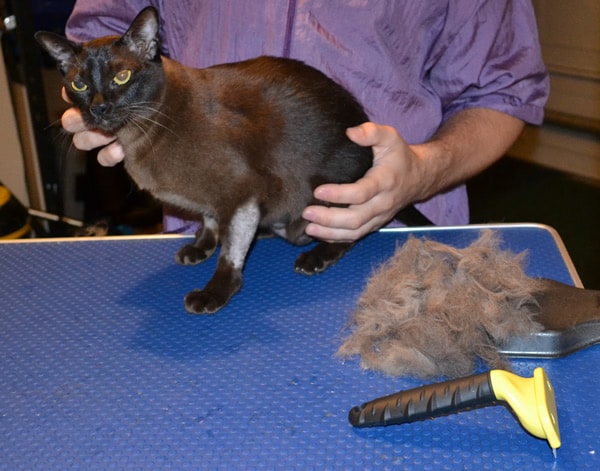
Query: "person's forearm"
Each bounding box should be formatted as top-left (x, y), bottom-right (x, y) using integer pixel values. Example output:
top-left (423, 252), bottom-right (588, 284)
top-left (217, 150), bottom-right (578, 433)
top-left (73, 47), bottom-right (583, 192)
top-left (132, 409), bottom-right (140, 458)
top-left (409, 108), bottom-right (525, 203)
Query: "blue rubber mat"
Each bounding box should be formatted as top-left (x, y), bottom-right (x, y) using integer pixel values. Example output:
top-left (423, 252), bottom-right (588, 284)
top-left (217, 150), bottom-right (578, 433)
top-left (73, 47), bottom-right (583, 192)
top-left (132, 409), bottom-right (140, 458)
top-left (1, 224), bottom-right (598, 470)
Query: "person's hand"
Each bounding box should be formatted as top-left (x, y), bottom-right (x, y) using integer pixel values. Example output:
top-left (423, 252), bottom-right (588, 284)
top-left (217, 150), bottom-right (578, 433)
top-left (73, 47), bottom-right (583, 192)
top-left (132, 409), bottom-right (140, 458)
top-left (302, 122), bottom-right (424, 243)
top-left (60, 88), bottom-right (126, 166)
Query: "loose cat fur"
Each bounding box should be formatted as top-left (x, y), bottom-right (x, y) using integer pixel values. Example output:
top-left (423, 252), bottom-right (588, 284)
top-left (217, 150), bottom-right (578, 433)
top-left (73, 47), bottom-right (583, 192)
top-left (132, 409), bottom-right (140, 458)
top-left (36, 7), bottom-right (426, 314)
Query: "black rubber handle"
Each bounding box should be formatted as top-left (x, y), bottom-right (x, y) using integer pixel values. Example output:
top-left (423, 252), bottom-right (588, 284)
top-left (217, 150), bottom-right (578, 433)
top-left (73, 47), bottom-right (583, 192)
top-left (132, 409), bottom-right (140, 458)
top-left (349, 372), bottom-right (497, 427)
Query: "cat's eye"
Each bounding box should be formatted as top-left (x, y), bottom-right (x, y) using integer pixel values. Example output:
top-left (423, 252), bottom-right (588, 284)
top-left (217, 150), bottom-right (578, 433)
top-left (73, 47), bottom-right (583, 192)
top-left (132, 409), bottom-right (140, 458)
top-left (113, 69), bottom-right (132, 85)
top-left (70, 80), bottom-right (88, 92)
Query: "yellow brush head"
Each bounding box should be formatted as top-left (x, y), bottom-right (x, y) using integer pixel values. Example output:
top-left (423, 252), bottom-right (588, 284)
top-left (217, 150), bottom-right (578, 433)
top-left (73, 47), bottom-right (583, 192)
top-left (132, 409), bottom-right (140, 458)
top-left (490, 367), bottom-right (561, 452)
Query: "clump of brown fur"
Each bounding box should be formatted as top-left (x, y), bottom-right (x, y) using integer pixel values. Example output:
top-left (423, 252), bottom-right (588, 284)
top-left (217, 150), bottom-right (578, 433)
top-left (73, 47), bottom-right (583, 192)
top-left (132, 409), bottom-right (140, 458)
top-left (338, 230), bottom-right (544, 379)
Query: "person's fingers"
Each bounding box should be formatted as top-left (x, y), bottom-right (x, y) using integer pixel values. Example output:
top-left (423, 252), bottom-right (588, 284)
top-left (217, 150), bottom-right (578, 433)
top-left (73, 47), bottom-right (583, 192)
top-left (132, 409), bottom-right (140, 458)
top-left (304, 204), bottom-right (364, 231)
top-left (97, 141), bottom-right (126, 167)
top-left (303, 204), bottom-right (383, 242)
top-left (346, 122), bottom-right (403, 149)
top-left (61, 107), bottom-right (88, 133)
top-left (62, 107), bottom-right (119, 153)
top-left (61, 87), bottom-right (72, 104)
top-left (312, 174), bottom-right (379, 206)
top-left (303, 184), bottom-right (394, 242)
top-left (72, 130), bottom-right (117, 151)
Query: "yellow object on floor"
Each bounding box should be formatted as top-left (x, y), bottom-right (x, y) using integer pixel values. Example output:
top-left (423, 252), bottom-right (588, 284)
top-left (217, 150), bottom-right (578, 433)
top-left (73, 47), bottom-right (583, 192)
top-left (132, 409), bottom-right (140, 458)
top-left (0, 184), bottom-right (31, 239)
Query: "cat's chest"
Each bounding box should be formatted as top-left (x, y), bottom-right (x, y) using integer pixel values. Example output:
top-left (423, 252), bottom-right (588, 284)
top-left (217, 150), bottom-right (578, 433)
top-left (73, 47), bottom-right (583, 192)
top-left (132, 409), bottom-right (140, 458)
top-left (121, 137), bottom-right (212, 216)
top-left (123, 157), bottom-right (156, 190)
top-left (119, 128), bottom-right (176, 199)
top-left (124, 156), bottom-right (206, 214)
top-left (120, 134), bottom-right (157, 186)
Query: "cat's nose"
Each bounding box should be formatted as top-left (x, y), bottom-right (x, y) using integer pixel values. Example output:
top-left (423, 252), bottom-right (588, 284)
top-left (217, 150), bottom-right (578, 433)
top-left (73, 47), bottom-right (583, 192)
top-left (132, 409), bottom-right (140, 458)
top-left (90, 102), bottom-right (112, 118)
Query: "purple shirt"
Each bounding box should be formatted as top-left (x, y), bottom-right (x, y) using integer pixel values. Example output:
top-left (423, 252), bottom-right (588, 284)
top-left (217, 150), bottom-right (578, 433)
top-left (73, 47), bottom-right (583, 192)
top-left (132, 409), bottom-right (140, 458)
top-left (66, 0), bottom-right (549, 230)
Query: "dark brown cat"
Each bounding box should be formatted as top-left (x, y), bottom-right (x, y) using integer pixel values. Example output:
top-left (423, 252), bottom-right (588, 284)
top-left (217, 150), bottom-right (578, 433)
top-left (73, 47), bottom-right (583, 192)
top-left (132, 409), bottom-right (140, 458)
top-left (36, 7), bottom-right (428, 314)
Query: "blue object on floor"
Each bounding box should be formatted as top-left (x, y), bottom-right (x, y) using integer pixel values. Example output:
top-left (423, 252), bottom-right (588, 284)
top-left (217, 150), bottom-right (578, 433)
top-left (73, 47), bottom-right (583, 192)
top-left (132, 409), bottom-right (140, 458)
top-left (1, 224), bottom-right (598, 470)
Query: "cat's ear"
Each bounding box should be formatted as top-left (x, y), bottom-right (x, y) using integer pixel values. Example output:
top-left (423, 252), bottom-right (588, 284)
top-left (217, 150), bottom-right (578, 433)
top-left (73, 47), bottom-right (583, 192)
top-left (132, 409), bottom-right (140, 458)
top-left (121, 6), bottom-right (160, 61)
top-left (35, 32), bottom-right (80, 75)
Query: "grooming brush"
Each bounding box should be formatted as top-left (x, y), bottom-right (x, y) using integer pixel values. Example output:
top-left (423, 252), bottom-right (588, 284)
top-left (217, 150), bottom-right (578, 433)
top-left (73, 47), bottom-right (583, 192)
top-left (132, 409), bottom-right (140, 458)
top-left (349, 367), bottom-right (561, 457)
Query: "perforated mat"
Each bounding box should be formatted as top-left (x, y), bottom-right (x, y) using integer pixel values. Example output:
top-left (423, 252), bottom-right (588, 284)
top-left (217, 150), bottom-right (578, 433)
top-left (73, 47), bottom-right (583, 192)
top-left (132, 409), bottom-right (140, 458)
top-left (1, 224), bottom-right (598, 470)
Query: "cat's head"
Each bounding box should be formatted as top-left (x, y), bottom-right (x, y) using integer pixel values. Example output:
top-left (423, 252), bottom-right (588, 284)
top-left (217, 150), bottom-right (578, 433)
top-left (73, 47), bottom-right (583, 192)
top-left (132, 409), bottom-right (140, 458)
top-left (36, 7), bottom-right (163, 133)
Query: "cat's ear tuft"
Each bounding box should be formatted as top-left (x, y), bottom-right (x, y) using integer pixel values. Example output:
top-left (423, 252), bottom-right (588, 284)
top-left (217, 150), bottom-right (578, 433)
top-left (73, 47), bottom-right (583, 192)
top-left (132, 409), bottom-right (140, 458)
top-left (121, 6), bottom-right (161, 61)
top-left (35, 31), bottom-right (80, 75)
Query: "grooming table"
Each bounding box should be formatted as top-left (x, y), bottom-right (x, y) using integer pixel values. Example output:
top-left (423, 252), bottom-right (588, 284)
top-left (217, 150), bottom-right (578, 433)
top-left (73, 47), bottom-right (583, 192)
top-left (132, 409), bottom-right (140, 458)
top-left (1, 224), bottom-right (598, 470)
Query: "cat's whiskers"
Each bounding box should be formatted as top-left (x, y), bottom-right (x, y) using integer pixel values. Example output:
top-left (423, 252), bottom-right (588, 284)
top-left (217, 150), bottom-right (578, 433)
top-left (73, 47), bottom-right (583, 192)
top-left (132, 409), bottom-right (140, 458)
top-left (127, 105), bottom-right (179, 138)
top-left (47, 117), bottom-right (83, 158)
top-left (129, 102), bottom-right (175, 124)
top-left (44, 117), bottom-right (64, 131)
top-left (131, 113), bottom-right (179, 137)
top-left (130, 100), bottom-right (174, 121)
top-left (127, 114), bottom-right (156, 153)
top-left (54, 128), bottom-right (76, 154)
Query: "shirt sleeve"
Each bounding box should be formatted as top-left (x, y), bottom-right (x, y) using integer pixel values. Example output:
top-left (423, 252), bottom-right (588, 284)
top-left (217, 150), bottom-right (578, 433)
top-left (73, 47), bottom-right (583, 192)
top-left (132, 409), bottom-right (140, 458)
top-left (428, 0), bottom-right (549, 125)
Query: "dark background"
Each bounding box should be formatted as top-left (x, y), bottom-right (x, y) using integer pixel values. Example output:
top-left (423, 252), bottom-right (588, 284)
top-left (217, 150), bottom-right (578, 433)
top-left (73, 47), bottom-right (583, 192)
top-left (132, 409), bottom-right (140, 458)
top-left (468, 156), bottom-right (600, 289)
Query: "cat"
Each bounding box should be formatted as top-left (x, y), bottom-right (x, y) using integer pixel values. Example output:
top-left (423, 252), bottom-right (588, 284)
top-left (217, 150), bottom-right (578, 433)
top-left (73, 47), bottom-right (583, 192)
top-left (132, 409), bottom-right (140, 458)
top-left (36, 7), bottom-right (430, 314)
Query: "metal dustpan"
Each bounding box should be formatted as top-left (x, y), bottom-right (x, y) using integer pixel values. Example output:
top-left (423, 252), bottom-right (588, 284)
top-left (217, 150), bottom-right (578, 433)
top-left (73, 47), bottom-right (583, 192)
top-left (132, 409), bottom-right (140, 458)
top-left (500, 278), bottom-right (600, 358)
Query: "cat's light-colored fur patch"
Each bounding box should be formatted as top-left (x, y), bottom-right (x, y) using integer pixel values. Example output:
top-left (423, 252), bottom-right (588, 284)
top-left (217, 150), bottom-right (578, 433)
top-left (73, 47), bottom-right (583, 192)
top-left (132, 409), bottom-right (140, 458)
top-left (226, 200), bottom-right (260, 270)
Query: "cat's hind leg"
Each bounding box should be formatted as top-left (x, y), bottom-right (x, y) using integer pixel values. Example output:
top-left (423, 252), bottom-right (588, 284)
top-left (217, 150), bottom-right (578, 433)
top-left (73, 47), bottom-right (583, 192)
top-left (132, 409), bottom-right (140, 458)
top-left (281, 215), bottom-right (353, 275)
top-left (175, 214), bottom-right (219, 265)
top-left (294, 241), bottom-right (354, 275)
top-left (184, 201), bottom-right (259, 314)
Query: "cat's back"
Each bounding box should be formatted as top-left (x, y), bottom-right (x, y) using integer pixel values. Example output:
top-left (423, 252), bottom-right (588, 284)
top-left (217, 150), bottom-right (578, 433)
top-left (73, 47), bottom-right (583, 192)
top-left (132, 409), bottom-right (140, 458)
top-left (196, 56), bottom-right (371, 186)
top-left (208, 56), bottom-right (330, 89)
top-left (202, 56), bottom-right (368, 126)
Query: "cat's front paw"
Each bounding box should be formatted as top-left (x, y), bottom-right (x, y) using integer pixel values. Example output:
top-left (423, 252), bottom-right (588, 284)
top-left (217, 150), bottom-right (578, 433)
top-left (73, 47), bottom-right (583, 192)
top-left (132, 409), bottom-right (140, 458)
top-left (175, 243), bottom-right (216, 265)
top-left (184, 287), bottom-right (234, 314)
